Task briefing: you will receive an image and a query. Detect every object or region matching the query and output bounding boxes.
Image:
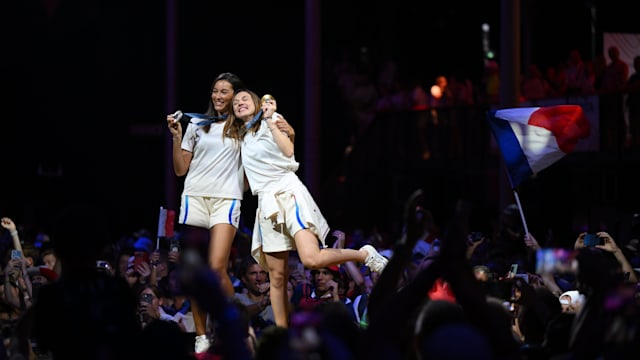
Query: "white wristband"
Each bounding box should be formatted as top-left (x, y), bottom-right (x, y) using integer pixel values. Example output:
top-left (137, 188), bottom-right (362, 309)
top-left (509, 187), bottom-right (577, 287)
top-left (10, 230), bottom-right (18, 237)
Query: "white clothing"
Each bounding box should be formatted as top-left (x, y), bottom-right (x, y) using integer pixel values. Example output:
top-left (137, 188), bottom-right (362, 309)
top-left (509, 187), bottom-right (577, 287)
top-left (241, 121), bottom-right (330, 268)
top-left (158, 306), bottom-right (175, 322)
top-left (180, 122), bottom-right (244, 199)
top-left (158, 307), bottom-right (195, 332)
top-left (250, 174), bottom-right (330, 265)
top-left (241, 121), bottom-right (299, 194)
top-left (178, 121), bottom-right (244, 228)
top-left (173, 312), bottom-right (195, 333)
top-left (178, 196), bottom-right (241, 229)
top-left (559, 290), bottom-right (585, 308)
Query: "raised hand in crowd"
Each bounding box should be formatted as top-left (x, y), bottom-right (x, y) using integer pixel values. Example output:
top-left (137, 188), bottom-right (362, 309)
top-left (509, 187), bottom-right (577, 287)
top-left (137, 284), bottom-right (187, 331)
top-left (135, 260), bottom-right (152, 285)
top-left (138, 292), bottom-right (163, 325)
top-left (434, 199), bottom-right (522, 360)
top-left (149, 250), bottom-right (161, 266)
top-left (331, 229), bottom-right (368, 296)
top-left (149, 249), bottom-right (161, 286)
top-left (575, 231), bottom-right (638, 283)
top-left (3, 257), bottom-right (33, 310)
top-left (368, 189), bottom-right (426, 318)
top-left (568, 237), bottom-right (640, 358)
top-left (0, 217), bottom-right (18, 235)
top-left (1, 217), bottom-right (22, 251)
top-left (168, 245), bottom-right (180, 264)
top-left (364, 189), bottom-right (445, 359)
top-left (523, 232), bottom-right (541, 251)
top-left (465, 231), bottom-right (487, 259)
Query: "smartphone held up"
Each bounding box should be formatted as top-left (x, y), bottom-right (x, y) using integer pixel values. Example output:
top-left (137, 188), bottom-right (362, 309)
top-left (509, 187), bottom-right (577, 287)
top-left (583, 233), bottom-right (603, 247)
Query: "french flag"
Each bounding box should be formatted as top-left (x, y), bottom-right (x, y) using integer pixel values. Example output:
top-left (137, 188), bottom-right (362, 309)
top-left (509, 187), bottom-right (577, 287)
top-left (487, 105), bottom-right (591, 188)
top-left (157, 206), bottom-right (176, 238)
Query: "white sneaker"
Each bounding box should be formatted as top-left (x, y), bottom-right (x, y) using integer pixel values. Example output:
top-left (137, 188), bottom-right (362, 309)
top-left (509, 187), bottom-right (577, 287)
top-left (194, 334), bottom-right (210, 354)
top-left (361, 245), bottom-right (388, 273)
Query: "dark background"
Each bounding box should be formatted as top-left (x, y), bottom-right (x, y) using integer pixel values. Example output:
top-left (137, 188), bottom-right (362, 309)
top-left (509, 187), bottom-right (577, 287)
top-left (1, 0), bottom-right (639, 243)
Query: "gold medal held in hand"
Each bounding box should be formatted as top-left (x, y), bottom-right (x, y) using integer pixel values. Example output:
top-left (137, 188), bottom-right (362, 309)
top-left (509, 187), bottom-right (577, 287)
top-left (261, 94), bottom-right (277, 111)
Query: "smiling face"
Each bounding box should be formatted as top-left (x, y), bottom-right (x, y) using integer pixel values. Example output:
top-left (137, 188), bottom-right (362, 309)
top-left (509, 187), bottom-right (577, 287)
top-left (211, 79), bottom-right (235, 115)
top-left (232, 90), bottom-right (257, 122)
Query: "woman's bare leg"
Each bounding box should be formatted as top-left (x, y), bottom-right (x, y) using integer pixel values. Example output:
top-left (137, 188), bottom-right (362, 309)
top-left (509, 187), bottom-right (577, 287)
top-left (294, 229), bottom-right (387, 272)
top-left (264, 251), bottom-right (289, 327)
top-left (192, 300), bottom-right (207, 337)
top-left (193, 224), bottom-right (236, 339)
top-left (208, 223), bottom-right (236, 297)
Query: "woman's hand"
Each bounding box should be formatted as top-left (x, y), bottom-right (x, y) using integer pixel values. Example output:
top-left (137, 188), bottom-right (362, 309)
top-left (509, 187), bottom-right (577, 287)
top-left (167, 111), bottom-right (183, 139)
top-left (596, 231), bottom-right (619, 253)
top-left (261, 96), bottom-right (277, 119)
top-left (0, 217), bottom-right (17, 232)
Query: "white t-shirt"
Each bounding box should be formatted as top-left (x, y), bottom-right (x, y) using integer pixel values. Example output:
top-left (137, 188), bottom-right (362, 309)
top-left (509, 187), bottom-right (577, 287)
top-left (181, 122), bottom-right (244, 199)
top-left (241, 120), bottom-right (299, 194)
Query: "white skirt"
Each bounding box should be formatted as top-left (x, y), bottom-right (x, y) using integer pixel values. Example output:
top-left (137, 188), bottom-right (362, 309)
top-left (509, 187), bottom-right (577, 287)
top-left (250, 173), bottom-right (330, 269)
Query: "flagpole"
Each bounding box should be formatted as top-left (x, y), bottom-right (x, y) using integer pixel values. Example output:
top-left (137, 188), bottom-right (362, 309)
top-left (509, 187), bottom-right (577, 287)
top-left (503, 165), bottom-right (531, 236)
top-left (157, 206), bottom-right (166, 250)
top-left (512, 189), bottom-right (530, 236)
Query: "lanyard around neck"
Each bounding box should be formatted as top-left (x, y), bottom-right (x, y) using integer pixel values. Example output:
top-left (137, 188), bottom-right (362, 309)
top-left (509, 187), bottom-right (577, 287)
top-left (185, 113), bottom-right (228, 126)
top-left (245, 110), bottom-right (264, 130)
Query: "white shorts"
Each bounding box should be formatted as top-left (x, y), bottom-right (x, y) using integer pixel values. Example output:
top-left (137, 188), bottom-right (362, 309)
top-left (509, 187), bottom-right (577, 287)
top-left (178, 196), bottom-right (241, 229)
top-left (251, 177), bottom-right (330, 269)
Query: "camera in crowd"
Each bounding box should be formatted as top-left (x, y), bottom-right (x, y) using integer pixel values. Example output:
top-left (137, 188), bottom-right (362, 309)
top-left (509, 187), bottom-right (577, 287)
top-left (140, 293), bottom-right (153, 304)
top-left (470, 232), bottom-right (484, 242)
top-left (96, 260), bottom-right (113, 275)
top-left (11, 249), bottom-right (22, 260)
top-left (169, 239), bottom-right (181, 253)
top-left (583, 233), bottom-right (603, 247)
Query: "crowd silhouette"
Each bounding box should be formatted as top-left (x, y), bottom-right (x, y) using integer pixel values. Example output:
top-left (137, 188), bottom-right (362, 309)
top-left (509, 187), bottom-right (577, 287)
top-left (1, 185), bottom-right (639, 359)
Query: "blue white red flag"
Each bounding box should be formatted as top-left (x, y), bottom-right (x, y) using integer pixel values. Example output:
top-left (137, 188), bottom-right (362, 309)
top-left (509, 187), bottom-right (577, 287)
top-left (487, 105), bottom-right (590, 188)
top-left (157, 207), bottom-right (167, 237)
